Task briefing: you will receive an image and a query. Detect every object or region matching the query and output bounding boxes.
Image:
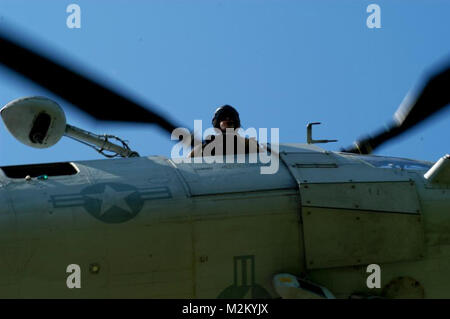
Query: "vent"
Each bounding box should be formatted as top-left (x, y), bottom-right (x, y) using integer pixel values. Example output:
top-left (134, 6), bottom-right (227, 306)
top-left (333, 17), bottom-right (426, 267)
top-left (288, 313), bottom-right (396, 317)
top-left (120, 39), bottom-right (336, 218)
top-left (0, 162), bottom-right (78, 179)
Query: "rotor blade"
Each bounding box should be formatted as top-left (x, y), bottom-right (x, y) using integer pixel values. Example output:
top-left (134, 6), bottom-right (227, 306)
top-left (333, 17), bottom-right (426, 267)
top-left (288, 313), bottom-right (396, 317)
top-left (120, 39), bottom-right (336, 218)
top-left (342, 64), bottom-right (450, 154)
top-left (0, 30), bottom-right (180, 135)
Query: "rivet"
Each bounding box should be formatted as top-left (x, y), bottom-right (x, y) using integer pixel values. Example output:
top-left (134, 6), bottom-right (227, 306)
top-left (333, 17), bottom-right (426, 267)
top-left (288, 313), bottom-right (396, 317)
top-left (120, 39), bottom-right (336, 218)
top-left (89, 263), bottom-right (100, 274)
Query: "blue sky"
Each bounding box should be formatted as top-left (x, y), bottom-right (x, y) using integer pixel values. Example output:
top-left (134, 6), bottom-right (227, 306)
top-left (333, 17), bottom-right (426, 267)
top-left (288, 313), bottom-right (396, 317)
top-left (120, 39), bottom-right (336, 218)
top-left (0, 0), bottom-right (448, 166)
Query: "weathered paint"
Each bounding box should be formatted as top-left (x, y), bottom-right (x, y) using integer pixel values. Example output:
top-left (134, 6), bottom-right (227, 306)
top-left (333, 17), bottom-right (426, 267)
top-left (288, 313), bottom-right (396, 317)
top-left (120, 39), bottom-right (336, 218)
top-left (0, 143), bottom-right (447, 298)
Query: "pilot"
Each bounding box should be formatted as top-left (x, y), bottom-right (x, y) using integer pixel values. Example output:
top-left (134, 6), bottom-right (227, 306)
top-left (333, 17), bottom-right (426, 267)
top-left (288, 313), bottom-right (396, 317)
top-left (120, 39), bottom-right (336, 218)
top-left (212, 104), bottom-right (241, 134)
top-left (189, 105), bottom-right (260, 157)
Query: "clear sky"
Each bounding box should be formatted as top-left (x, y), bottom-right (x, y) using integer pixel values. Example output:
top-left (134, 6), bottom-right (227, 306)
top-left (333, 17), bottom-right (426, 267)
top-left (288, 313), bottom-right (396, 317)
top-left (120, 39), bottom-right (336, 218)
top-left (0, 0), bottom-right (448, 166)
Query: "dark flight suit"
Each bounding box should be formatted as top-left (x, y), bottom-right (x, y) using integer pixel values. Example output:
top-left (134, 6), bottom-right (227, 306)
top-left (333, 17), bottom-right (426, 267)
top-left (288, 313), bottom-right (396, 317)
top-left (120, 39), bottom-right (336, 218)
top-left (189, 132), bottom-right (260, 158)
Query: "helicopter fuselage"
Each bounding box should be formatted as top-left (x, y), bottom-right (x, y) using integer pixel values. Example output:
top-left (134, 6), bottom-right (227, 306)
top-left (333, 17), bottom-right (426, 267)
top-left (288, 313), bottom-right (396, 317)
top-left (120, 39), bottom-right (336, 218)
top-left (0, 143), bottom-right (448, 298)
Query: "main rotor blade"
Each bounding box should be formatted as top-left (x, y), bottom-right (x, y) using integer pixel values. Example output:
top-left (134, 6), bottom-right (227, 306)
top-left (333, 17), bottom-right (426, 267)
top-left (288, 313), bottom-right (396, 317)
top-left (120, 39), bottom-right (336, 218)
top-left (0, 31), bottom-right (179, 134)
top-left (342, 64), bottom-right (450, 154)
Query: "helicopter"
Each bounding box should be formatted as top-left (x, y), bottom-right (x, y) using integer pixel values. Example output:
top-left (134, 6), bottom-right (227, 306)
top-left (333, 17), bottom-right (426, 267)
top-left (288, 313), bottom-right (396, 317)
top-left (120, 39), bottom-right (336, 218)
top-left (0, 26), bottom-right (449, 299)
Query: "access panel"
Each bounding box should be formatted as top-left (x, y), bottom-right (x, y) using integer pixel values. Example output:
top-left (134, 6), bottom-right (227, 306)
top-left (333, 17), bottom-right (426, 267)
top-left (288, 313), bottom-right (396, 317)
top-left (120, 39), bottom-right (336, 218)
top-left (301, 182), bottom-right (424, 269)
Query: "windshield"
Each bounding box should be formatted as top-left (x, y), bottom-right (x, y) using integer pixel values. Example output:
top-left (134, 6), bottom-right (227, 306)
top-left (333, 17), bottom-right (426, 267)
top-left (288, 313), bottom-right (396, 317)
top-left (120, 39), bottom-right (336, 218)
top-left (340, 154), bottom-right (434, 171)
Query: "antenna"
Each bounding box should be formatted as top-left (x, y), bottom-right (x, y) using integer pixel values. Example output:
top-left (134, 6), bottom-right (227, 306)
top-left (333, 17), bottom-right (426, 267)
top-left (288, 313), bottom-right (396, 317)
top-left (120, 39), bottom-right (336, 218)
top-left (306, 122), bottom-right (338, 144)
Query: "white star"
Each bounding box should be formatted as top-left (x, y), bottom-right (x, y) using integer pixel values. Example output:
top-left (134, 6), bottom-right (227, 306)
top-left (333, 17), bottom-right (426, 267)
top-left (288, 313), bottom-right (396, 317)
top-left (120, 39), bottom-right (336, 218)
top-left (86, 185), bottom-right (136, 216)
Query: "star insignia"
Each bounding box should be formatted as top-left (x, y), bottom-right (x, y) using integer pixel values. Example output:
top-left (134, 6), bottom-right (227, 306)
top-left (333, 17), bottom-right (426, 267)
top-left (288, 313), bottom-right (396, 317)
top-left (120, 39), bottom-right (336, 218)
top-left (85, 185), bottom-right (135, 215)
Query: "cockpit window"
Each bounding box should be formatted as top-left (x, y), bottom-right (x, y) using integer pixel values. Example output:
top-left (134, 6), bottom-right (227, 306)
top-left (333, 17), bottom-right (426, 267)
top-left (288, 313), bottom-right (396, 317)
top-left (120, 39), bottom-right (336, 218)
top-left (340, 154), bottom-right (433, 171)
top-left (0, 162), bottom-right (78, 178)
